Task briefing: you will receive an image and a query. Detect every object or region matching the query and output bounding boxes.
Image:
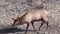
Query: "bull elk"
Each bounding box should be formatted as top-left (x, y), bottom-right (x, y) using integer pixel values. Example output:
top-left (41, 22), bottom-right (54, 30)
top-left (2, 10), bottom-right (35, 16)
top-left (12, 6), bottom-right (49, 34)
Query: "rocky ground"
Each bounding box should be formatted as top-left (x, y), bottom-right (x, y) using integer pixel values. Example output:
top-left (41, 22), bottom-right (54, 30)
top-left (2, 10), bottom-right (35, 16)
top-left (0, 0), bottom-right (60, 34)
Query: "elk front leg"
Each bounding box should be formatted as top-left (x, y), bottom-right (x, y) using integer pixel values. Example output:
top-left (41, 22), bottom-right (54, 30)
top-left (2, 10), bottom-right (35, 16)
top-left (31, 22), bottom-right (36, 31)
top-left (24, 23), bottom-right (29, 34)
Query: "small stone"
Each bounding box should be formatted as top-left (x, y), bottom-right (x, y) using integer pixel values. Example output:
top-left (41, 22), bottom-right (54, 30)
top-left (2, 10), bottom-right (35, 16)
top-left (44, 31), bottom-right (49, 34)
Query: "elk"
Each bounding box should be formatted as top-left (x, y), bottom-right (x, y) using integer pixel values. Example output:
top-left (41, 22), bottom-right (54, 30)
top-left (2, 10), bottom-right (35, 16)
top-left (12, 6), bottom-right (49, 34)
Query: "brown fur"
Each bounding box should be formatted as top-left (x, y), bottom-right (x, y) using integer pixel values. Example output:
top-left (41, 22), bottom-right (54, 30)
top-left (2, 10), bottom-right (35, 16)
top-left (12, 9), bottom-right (48, 34)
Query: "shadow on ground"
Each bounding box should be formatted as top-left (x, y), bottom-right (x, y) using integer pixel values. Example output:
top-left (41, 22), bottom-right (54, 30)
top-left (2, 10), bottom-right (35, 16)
top-left (0, 28), bottom-right (37, 34)
top-left (0, 28), bottom-right (24, 34)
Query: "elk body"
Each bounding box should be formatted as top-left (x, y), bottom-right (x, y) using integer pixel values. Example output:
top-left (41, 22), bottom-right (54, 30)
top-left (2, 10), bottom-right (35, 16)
top-left (12, 8), bottom-right (48, 34)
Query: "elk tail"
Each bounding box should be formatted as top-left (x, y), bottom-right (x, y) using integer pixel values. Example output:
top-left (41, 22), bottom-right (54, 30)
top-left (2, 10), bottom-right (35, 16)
top-left (43, 9), bottom-right (48, 15)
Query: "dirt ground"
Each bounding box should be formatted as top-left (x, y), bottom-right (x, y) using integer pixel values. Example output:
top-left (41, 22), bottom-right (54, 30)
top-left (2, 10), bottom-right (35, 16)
top-left (0, 0), bottom-right (60, 34)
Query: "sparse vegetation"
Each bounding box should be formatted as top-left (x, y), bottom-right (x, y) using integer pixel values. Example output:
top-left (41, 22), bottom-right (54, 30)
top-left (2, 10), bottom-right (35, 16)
top-left (0, 0), bottom-right (60, 34)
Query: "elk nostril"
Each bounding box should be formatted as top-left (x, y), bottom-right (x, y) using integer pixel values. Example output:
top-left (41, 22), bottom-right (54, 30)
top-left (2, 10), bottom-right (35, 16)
top-left (11, 24), bottom-right (17, 28)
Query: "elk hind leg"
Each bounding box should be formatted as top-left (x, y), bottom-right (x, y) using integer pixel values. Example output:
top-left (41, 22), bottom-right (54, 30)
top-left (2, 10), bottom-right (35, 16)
top-left (39, 20), bottom-right (44, 31)
top-left (31, 21), bottom-right (36, 31)
top-left (42, 16), bottom-right (49, 31)
top-left (24, 23), bottom-right (29, 34)
top-left (46, 21), bottom-right (49, 31)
